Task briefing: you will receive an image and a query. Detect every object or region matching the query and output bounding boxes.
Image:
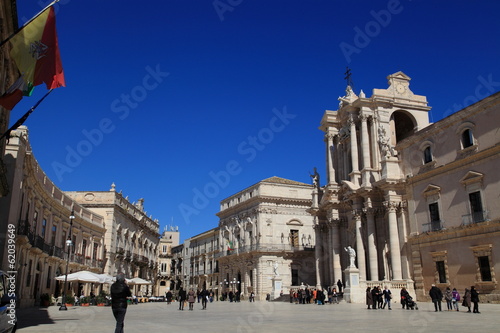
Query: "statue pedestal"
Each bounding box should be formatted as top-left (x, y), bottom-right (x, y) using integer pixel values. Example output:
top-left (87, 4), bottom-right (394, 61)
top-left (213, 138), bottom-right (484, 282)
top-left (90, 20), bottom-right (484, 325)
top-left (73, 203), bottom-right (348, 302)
top-left (272, 278), bottom-right (282, 300)
top-left (381, 156), bottom-right (401, 179)
top-left (343, 266), bottom-right (364, 303)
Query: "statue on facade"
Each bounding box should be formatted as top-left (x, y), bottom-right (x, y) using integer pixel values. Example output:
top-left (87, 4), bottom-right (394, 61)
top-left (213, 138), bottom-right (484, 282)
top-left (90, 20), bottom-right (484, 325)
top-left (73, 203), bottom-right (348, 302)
top-left (344, 246), bottom-right (356, 267)
top-left (377, 126), bottom-right (396, 157)
top-left (273, 261), bottom-right (279, 276)
top-left (309, 167), bottom-right (320, 188)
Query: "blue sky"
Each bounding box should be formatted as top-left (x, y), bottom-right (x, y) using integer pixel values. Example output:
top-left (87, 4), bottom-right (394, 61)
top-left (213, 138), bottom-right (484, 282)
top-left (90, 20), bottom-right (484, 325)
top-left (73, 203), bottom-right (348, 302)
top-left (11, 0), bottom-right (500, 240)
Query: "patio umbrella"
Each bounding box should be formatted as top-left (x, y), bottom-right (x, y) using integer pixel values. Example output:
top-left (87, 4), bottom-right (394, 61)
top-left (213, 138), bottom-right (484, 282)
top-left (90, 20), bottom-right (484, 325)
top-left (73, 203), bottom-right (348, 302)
top-left (128, 277), bottom-right (152, 285)
top-left (55, 270), bottom-right (102, 283)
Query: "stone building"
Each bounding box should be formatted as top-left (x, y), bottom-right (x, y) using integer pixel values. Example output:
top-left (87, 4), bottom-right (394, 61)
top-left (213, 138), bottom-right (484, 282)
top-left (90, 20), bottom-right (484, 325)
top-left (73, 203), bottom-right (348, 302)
top-left (398, 91), bottom-right (500, 302)
top-left (0, 127), bottom-right (106, 307)
top-left (184, 228), bottom-right (219, 294)
top-left (156, 226), bottom-right (180, 296)
top-left (217, 176), bottom-right (315, 300)
top-left (66, 187), bottom-right (160, 295)
top-left (312, 71), bottom-right (431, 300)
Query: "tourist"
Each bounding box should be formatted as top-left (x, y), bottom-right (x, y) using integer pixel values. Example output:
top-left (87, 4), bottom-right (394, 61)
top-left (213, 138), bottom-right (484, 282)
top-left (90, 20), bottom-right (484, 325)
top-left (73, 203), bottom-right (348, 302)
top-left (187, 288), bottom-right (196, 310)
top-left (165, 290), bottom-right (173, 304)
top-left (366, 287), bottom-right (373, 309)
top-left (332, 288), bottom-right (339, 304)
top-left (371, 286), bottom-right (379, 310)
top-left (471, 286), bottom-right (480, 313)
top-left (111, 272), bottom-right (132, 333)
top-left (444, 287), bottom-right (453, 311)
top-left (382, 286), bottom-right (392, 310)
top-left (377, 286), bottom-right (383, 309)
top-left (337, 279), bottom-right (343, 293)
top-left (463, 288), bottom-right (471, 312)
top-left (178, 288), bottom-right (186, 310)
top-left (201, 288), bottom-right (208, 310)
top-left (429, 284), bottom-right (443, 312)
top-left (400, 287), bottom-right (409, 309)
top-left (451, 288), bottom-right (460, 311)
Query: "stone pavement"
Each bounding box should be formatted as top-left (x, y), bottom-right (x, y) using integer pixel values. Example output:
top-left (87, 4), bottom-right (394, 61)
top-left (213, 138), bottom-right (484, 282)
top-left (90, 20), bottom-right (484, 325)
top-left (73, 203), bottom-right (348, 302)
top-left (16, 300), bottom-right (500, 333)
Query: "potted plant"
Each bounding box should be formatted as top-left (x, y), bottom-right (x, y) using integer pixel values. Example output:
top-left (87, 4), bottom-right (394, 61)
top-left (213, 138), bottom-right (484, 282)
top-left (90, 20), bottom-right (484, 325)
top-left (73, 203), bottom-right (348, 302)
top-left (80, 296), bottom-right (90, 306)
top-left (96, 295), bottom-right (106, 306)
top-left (65, 295), bottom-right (75, 307)
top-left (40, 293), bottom-right (50, 307)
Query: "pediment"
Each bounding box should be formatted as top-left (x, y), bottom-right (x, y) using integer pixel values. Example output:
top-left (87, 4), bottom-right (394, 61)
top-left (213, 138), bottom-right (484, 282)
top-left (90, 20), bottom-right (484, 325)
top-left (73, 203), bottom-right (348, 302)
top-left (387, 71), bottom-right (411, 82)
top-left (422, 184), bottom-right (441, 197)
top-left (460, 171), bottom-right (483, 186)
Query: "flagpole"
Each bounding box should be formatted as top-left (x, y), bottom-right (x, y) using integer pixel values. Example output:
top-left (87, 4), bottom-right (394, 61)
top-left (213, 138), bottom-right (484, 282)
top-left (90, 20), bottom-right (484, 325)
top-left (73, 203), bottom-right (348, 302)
top-left (0, 0), bottom-right (60, 49)
top-left (0, 89), bottom-right (54, 142)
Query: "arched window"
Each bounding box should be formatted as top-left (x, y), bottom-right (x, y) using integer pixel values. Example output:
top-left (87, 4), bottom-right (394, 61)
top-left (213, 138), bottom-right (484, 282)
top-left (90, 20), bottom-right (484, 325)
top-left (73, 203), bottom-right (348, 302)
top-left (461, 129), bottom-right (474, 148)
top-left (423, 146), bottom-right (432, 164)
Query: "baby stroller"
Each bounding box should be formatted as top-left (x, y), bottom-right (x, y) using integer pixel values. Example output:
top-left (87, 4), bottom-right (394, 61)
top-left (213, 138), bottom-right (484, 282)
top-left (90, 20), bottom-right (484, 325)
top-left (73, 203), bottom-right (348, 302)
top-left (406, 295), bottom-right (418, 310)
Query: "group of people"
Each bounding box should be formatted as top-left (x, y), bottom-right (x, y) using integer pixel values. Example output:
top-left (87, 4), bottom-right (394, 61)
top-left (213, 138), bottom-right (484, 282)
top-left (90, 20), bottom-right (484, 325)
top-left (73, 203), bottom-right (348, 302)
top-left (429, 284), bottom-right (480, 313)
top-left (366, 286), bottom-right (393, 310)
top-left (175, 287), bottom-right (210, 310)
top-left (289, 286), bottom-right (340, 305)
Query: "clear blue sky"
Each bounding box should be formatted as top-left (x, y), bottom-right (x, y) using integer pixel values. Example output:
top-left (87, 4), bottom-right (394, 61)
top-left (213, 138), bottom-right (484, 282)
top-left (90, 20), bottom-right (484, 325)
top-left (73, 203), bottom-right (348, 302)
top-left (12, 0), bottom-right (500, 241)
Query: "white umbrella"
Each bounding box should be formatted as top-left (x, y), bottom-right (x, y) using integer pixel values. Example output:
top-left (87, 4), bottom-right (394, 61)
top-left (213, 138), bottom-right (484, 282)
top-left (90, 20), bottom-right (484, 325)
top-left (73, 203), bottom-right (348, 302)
top-left (128, 277), bottom-right (152, 285)
top-left (55, 270), bottom-right (102, 283)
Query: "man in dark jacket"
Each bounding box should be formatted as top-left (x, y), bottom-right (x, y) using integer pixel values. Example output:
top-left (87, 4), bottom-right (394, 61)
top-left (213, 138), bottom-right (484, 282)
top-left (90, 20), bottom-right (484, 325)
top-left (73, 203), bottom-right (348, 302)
top-left (429, 284), bottom-right (443, 312)
top-left (111, 273), bottom-right (132, 333)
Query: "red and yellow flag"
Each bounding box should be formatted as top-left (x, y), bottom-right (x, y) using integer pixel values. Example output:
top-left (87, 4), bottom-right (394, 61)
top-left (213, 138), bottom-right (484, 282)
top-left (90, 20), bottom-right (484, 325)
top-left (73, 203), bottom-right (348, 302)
top-left (9, 6), bottom-right (65, 91)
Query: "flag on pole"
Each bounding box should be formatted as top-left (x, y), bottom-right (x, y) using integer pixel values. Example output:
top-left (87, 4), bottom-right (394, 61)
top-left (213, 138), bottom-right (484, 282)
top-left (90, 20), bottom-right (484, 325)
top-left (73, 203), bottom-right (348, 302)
top-left (227, 239), bottom-right (233, 251)
top-left (9, 6), bottom-right (65, 91)
top-left (0, 76), bottom-right (34, 110)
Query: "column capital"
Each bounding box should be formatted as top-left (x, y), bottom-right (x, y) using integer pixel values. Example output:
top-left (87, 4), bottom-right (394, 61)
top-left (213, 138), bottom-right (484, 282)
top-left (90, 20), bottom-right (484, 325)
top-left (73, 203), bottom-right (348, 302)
top-left (383, 200), bottom-right (399, 212)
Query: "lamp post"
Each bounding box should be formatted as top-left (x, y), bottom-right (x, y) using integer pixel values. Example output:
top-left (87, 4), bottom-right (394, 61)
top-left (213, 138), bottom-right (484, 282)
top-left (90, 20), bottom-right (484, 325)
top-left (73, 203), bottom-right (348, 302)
top-left (59, 210), bottom-right (74, 311)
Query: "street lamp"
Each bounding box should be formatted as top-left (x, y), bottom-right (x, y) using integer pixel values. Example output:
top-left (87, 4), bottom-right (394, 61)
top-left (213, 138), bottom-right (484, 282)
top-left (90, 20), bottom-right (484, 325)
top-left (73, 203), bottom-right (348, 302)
top-left (59, 210), bottom-right (74, 311)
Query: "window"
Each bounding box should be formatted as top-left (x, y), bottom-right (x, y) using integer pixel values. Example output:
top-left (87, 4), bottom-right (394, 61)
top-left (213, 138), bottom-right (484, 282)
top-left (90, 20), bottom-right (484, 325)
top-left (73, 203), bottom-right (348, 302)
top-left (478, 256), bottom-right (492, 282)
top-left (51, 225), bottom-right (57, 245)
top-left (41, 219), bottom-right (47, 238)
top-left (461, 129), bottom-right (474, 148)
top-left (291, 268), bottom-right (299, 285)
top-left (290, 230), bottom-right (299, 247)
top-left (33, 211), bottom-right (38, 233)
top-left (423, 146), bottom-right (432, 164)
top-left (436, 261), bottom-right (446, 283)
top-left (93, 243), bottom-right (99, 260)
top-left (61, 230), bottom-right (67, 248)
top-left (46, 266), bottom-right (52, 288)
top-left (469, 191), bottom-right (485, 222)
top-left (428, 203), bottom-right (441, 231)
top-left (82, 239), bottom-right (87, 257)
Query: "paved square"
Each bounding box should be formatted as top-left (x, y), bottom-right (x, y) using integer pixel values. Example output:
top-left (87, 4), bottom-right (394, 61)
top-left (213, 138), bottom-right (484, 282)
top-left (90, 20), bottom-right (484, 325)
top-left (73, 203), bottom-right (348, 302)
top-left (16, 300), bottom-right (500, 332)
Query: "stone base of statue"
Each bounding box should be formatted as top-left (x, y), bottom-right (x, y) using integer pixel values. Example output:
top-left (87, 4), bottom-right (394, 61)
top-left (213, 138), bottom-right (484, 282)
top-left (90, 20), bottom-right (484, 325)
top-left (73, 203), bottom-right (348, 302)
top-left (381, 156), bottom-right (401, 179)
top-left (272, 277), bottom-right (282, 300)
top-left (343, 266), bottom-right (364, 303)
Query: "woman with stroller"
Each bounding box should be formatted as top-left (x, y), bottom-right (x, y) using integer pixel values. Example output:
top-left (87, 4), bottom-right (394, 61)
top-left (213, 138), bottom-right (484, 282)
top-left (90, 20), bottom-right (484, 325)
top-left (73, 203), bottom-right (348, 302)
top-left (400, 287), bottom-right (410, 310)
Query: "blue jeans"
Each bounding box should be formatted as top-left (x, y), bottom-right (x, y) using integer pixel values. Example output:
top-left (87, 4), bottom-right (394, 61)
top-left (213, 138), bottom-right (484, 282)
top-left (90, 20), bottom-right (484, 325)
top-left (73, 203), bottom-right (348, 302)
top-left (112, 307), bottom-right (127, 333)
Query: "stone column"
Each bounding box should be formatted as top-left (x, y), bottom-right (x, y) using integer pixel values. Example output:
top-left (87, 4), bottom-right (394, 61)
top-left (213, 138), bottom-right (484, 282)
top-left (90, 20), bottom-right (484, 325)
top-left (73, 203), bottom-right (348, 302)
top-left (398, 202), bottom-right (410, 280)
top-left (353, 210), bottom-right (366, 281)
top-left (349, 115), bottom-right (360, 185)
top-left (385, 201), bottom-right (402, 280)
top-left (313, 221), bottom-right (322, 289)
top-left (326, 133), bottom-right (337, 184)
top-left (330, 219), bottom-right (342, 284)
top-left (364, 205), bottom-right (378, 281)
top-left (360, 114), bottom-right (371, 186)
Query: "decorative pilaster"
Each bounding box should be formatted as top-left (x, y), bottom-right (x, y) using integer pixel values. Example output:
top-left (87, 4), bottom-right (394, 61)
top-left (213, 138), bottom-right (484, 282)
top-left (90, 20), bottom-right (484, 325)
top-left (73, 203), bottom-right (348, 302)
top-left (313, 220), bottom-right (322, 289)
top-left (348, 115), bottom-right (360, 185)
top-left (360, 114), bottom-right (371, 187)
top-left (364, 200), bottom-right (378, 281)
top-left (353, 210), bottom-right (366, 281)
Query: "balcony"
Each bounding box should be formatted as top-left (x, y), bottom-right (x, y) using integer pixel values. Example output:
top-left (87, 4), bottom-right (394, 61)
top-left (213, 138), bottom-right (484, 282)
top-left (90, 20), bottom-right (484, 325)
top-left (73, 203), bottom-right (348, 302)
top-left (462, 210), bottom-right (489, 225)
top-left (221, 244), bottom-right (316, 256)
top-left (422, 220), bottom-right (444, 232)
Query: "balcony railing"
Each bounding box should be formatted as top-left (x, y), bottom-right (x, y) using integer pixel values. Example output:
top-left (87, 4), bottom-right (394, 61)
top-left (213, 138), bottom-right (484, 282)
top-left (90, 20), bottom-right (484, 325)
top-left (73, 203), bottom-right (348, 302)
top-left (462, 210), bottom-right (489, 225)
top-left (220, 244), bottom-right (316, 256)
top-left (422, 220), bottom-right (444, 232)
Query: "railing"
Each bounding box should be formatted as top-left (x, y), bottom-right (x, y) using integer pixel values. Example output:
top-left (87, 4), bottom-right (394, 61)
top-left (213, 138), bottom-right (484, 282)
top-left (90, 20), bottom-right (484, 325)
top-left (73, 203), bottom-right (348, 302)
top-left (224, 244), bottom-right (316, 255)
top-left (422, 220), bottom-right (444, 232)
top-left (462, 210), bottom-right (489, 225)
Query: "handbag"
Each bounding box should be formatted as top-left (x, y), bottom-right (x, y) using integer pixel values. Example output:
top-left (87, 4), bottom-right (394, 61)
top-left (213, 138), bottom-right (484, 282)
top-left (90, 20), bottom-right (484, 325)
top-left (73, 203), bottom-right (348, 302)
top-left (461, 299), bottom-right (467, 307)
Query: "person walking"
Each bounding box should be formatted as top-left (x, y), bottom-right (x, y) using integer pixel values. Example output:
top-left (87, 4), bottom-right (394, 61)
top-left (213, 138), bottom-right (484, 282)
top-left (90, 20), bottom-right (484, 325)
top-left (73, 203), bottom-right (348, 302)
top-left (463, 288), bottom-right (472, 312)
top-left (165, 290), bottom-right (173, 305)
top-left (429, 284), bottom-right (443, 312)
top-left (371, 287), bottom-right (379, 310)
top-left (178, 288), bottom-right (186, 310)
top-left (201, 288), bottom-right (208, 310)
top-left (110, 272), bottom-right (132, 333)
top-left (444, 287), bottom-right (453, 311)
top-left (382, 286), bottom-right (392, 310)
top-left (470, 286), bottom-right (480, 313)
top-left (187, 289), bottom-right (196, 310)
top-left (451, 288), bottom-right (460, 311)
top-left (400, 288), bottom-right (409, 310)
top-left (366, 287), bottom-right (373, 309)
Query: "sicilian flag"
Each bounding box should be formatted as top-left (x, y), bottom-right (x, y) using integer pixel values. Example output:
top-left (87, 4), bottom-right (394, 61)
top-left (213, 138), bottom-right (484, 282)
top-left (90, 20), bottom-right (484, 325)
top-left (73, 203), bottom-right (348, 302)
top-left (9, 6), bottom-right (65, 92)
top-left (0, 76), bottom-right (33, 110)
